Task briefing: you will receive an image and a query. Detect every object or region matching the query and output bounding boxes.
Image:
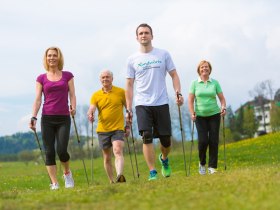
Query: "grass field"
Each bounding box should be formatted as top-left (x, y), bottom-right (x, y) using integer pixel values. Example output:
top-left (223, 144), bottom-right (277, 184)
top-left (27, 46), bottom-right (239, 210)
top-left (1, 132), bottom-right (280, 210)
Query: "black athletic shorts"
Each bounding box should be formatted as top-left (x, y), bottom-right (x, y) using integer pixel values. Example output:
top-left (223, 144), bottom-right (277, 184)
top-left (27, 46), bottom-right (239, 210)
top-left (135, 104), bottom-right (172, 138)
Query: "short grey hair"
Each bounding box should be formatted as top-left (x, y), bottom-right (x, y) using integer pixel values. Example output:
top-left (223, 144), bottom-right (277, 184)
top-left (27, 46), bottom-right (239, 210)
top-left (99, 69), bottom-right (113, 78)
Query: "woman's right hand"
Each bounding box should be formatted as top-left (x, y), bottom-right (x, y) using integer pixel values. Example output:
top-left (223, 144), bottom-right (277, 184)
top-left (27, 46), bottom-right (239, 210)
top-left (29, 118), bottom-right (37, 131)
top-left (191, 113), bottom-right (196, 121)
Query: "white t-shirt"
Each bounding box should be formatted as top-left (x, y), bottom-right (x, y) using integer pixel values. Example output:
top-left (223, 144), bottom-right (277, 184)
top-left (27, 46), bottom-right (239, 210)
top-left (126, 47), bottom-right (176, 106)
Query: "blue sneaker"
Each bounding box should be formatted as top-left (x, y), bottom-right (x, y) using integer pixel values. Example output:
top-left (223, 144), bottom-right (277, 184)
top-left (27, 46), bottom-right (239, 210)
top-left (159, 154), bottom-right (171, 177)
top-left (148, 170), bottom-right (158, 181)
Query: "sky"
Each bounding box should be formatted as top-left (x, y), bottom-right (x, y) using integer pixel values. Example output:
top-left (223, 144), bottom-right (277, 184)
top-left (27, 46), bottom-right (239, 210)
top-left (1, 0), bottom-right (280, 136)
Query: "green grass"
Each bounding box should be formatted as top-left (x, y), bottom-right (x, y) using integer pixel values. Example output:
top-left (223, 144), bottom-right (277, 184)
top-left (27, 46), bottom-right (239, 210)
top-left (1, 133), bottom-right (280, 210)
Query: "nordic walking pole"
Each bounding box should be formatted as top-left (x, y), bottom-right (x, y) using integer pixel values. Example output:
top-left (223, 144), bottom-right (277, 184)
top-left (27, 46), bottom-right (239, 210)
top-left (177, 92), bottom-right (187, 176)
top-left (71, 107), bottom-right (90, 186)
top-left (33, 129), bottom-right (46, 165)
top-left (222, 116), bottom-right (227, 170)
top-left (31, 127), bottom-right (51, 183)
top-left (188, 120), bottom-right (195, 176)
top-left (130, 122), bottom-right (140, 178)
top-left (91, 121), bottom-right (94, 183)
top-left (125, 135), bottom-right (136, 180)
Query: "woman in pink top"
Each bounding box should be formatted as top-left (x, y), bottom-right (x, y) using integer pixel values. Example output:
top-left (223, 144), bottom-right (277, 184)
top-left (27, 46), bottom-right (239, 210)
top-left (29, 47), bottom-right (76, 190)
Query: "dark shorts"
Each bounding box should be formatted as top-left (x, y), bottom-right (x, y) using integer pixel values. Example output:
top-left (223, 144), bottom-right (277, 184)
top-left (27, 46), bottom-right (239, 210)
top-left (97, 130), bottom-right (124, 149)
top-left (135, 104), bottom-right (172, 138)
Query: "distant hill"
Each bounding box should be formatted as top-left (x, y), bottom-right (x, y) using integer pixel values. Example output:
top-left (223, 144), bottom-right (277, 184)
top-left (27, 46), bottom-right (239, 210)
top-left (0, 132), bottom-right (39, 154)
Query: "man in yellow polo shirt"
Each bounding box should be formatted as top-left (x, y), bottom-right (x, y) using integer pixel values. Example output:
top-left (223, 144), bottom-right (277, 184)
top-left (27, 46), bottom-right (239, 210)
top-left (87, 69), bottom-right (129, 183)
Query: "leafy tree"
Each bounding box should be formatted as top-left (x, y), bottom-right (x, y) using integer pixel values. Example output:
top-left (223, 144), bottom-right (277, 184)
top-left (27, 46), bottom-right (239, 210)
top-left (270, 102), bottom-right (280, 132)
top-left (243, 106), bottom-right (258, 138)
top-left (224, 106), bottom-right (235, 131)
top-left (222, 124), bottom-right (235, 141)
top-left (234, 105), bottom-right (244, 138)
top-left (18, 150), bottom-right (35, 165)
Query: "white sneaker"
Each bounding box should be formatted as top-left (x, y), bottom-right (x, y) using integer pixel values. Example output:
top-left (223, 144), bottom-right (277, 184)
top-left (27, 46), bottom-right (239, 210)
top-left (208, 167), bottom-right (217, 174)
top-left (50, 183), bottom-right (59, 190)
top-left (63, 171), bottom-right (74, 188)
top-left (199, 163), bottom-right (206, 175)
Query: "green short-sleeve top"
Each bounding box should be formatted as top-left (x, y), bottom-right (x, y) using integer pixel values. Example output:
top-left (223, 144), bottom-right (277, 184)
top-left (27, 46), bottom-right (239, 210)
top-left (189, 78), bottom-right (223, 117)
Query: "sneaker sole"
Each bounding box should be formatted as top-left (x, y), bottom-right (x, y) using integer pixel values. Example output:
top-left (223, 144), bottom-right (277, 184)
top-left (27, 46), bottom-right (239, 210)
top-left (162, 171), bottom-right (171, 177)
top-left (65, 185), bottom-right (74, 188)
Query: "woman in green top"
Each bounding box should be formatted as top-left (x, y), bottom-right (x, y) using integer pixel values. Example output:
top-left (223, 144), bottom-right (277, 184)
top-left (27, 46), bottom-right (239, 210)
top-left (188, 60), bottom-right (226, 175)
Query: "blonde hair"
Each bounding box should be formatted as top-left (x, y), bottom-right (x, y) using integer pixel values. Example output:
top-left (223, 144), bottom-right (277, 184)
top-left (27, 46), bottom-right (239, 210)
top-left (197, 60), bottom-right (212, 75)
top-left (43, 47), bottom-right (64, 71)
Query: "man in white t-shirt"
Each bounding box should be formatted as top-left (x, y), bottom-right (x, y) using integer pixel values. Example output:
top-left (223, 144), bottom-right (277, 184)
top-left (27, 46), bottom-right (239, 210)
top-left (125, 23), bottom-right (184, 181)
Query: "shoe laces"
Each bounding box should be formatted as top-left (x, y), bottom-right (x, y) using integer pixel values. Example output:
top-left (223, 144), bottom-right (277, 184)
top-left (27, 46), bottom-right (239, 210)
top-left (162, 158), bottom-right (169, 168)
top-left (64, 172), bottom-right (73, 185)
top-left (199, 164), bottom-right (206, 170)
top-left (150, 170), bottom-right (157, 177)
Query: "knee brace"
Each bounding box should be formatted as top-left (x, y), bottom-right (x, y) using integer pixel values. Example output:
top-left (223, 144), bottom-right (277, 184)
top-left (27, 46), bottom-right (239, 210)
top-left (159, 135), bottom-right (171, 148)
top-left (142, 130), bottom-right (153, 144)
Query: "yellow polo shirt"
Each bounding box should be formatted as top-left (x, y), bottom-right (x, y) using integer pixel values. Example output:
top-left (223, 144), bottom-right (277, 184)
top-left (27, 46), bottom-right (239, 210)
top-left (90, 86), bottom-right (126, 132)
